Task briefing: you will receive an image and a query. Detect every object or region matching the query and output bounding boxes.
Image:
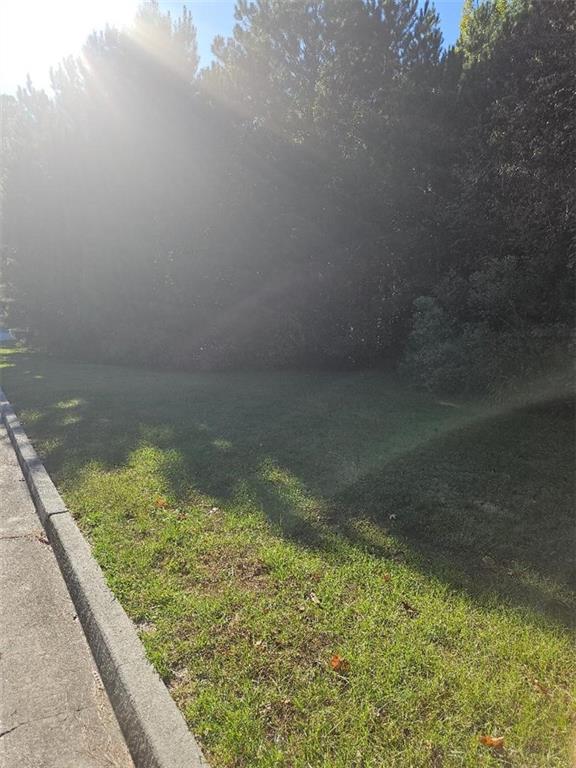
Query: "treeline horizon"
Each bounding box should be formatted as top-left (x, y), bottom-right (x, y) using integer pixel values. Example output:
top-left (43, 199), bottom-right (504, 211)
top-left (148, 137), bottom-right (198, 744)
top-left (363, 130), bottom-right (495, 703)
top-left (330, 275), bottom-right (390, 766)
top-left (1, 0), bottom-right (574, 391)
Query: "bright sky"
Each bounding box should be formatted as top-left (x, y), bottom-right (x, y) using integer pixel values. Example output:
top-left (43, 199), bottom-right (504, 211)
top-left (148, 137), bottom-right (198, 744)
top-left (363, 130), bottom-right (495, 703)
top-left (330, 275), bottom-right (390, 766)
top-left (0, 0), bottom-right (464, 94)
top-left (0, 0), bottom-right (139, 93)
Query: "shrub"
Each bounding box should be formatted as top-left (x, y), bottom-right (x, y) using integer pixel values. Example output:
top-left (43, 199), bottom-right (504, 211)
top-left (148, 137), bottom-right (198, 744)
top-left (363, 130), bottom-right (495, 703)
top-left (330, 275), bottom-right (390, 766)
top-left (402, 296), bottom-right (574, 394)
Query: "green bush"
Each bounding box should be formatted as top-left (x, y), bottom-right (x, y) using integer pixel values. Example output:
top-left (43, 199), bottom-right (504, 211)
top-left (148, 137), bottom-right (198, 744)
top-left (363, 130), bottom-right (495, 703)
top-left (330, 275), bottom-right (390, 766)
top-left (402, 296), bottom-right (574, 394)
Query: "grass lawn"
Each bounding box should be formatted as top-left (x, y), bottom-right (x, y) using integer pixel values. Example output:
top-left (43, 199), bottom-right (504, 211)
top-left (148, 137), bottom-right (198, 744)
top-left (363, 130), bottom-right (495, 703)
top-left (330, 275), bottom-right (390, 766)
top-left (1, 348), bottom-right (575, 767)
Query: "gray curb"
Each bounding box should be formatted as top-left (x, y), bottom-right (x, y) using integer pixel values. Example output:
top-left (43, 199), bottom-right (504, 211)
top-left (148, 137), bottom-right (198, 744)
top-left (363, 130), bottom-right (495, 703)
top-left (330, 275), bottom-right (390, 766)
top-left (0, 387), bottom-right (209, 768)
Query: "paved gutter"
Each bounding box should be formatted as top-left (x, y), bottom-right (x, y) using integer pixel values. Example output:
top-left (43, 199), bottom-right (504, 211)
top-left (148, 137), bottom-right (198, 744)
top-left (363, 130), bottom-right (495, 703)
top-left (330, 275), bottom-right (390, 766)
top-left (0, 420), bottom-right (134, 768)
top-left (0, 388), bottom-right (208, 768)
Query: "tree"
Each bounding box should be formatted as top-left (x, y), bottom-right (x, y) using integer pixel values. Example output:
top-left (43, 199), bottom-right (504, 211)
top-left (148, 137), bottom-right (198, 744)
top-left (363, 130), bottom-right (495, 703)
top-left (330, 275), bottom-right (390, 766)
top-left (2, 0), bottom-right (573, 388)
top-left (405, 0), bottom-right (575, 391)
top-left (205, 0), bottom-right (449, 364)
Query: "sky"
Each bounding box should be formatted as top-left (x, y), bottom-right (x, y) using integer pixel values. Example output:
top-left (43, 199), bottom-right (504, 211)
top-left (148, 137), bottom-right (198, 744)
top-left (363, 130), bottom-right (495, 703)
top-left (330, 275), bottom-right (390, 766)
top-left (0, 0), bottom-right (464, 94)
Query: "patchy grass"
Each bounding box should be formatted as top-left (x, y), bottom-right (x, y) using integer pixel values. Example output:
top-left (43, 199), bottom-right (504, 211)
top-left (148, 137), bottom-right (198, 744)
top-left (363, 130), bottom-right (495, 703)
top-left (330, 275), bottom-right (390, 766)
top-left (1, 348), bottom-right (575, 767)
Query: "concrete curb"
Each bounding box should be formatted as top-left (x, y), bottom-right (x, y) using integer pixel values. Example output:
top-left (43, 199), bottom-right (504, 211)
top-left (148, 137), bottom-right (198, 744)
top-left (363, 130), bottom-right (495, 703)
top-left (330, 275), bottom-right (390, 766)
top-left (0, 387), bottom-right (209, 768)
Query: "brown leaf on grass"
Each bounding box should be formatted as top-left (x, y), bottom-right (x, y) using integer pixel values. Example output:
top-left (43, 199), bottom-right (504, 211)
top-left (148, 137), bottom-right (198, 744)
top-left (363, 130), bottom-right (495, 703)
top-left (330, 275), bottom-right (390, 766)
top-left (479, 735), bottom-right (505, 749)
top-left (309, 571), bottom-right (322, 583)
top-left (330, 654), bottom-right (350, 674)
top-left (308, 592), bottom-right (321, 605)
top-left (425, 742), bottom-right (444, 768)
top-left (382, 573), bottom-right (391, 583)
top-left (154, 497), bottom-right (168, 508)
top-left (530, 678), bottom-right (550, 696)
top-left (401, 601), bottom-right (419, 617)
top-left (135, 620), bottom-right (156, 634)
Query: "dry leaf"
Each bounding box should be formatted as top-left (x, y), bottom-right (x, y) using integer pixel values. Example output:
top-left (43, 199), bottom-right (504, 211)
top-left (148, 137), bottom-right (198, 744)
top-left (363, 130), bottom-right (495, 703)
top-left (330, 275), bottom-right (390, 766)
top-left (479, 735), bottom-right (505, 749)
top-left (154, 497), bottom-right (168, 508)
top-left (382, 573), bottom-right (391, 583)
top-left (530, 678), bottom-right (550, 696)
top-left (401, 601), bottom-right (419, 617)
top-left (309, 592), bottom-right (321, 605)
top-left (36, 533), bottom-right (50, 545)
top-left (330, 654), bottom-right (350, 674)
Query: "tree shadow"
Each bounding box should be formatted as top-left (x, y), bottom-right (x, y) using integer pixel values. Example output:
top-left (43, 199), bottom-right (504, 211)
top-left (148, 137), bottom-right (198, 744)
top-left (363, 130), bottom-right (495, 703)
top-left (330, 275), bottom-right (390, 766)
top-left (331, 398), bottom-right (575, 628)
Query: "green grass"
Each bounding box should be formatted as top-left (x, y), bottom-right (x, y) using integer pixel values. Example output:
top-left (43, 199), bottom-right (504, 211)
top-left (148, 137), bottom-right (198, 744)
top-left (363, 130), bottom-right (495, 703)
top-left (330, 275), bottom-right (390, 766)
top-left (1, 348), bottom-right (575, 767)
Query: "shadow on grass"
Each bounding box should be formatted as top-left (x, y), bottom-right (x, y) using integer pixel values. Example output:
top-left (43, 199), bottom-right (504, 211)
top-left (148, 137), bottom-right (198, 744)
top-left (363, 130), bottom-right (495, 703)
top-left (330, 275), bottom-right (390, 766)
top-left (332, 398), bottom-right (575, 628)
top-left (4, 354), bottom-right (575, 629)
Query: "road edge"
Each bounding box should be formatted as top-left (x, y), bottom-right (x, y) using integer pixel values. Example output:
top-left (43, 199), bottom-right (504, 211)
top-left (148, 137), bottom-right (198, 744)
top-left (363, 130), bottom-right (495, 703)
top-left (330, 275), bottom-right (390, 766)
top-left (0, 387), bottom-right (209, 768)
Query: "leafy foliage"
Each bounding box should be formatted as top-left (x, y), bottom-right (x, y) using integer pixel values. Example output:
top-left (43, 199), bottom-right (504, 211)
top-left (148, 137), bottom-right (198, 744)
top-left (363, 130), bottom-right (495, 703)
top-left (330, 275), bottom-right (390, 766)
top-left (405, 0), bottom-right (575, 390)
top-left (403, 296), bottom-right (573, 393)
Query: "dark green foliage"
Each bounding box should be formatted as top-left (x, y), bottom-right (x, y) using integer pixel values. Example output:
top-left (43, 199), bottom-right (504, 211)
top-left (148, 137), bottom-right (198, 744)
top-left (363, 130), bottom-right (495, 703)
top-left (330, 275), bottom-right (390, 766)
top-left (403, 296), bottom-right (573, 393)
top-left (401, 297), bottom-right (480, 392)
top-left (1, 0), bottom-right (574, 390)
top-left (404, 0), bottom-right (575, 390)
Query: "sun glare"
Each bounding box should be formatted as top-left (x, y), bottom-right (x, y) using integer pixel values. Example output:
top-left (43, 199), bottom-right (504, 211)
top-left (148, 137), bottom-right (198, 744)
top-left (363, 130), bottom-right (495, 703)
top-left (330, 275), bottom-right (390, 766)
top-left (0, 0), bottom-right (138, 93)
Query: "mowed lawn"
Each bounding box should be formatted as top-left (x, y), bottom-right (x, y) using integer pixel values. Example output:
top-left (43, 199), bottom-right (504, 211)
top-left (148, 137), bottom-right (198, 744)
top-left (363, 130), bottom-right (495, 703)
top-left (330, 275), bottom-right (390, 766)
top-left (1, 348), bottom-right (575, 767)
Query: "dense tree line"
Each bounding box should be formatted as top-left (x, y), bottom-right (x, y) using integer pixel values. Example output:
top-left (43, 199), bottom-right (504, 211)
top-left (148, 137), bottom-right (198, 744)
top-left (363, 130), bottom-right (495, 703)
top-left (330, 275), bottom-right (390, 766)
top-left (1, 0), bottom-right (574, 389)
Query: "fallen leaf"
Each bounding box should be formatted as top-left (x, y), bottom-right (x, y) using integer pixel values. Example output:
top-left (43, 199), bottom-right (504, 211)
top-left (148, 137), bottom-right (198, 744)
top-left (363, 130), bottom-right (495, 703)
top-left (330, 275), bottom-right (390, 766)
top-left (401, 601), bottom-right (419, 617)
top-left (36, 533), bottom-right (50, 545)
top-left (136, 620), bottom-right (156, 634)
top-left (309, 592), bottom-right (321, 605)
top-left (479, 735), bottom-right (505, 749)
top-left (530, 678), bottom-right (550, 696)
top-left (154, 497), bottom-right (168, 508)
top-left (330, 654), bottom-right (350, 674)
top-left (382, 573), bottom-right (391, 583)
